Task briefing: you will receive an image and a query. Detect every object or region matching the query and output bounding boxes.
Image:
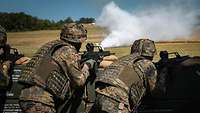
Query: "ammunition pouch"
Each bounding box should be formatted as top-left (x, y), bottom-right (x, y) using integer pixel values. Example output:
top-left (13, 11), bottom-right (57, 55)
top-left (19, 40), bottom-right (71, 100)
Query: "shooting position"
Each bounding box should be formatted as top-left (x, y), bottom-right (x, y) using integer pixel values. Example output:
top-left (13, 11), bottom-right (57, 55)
top-left (0, 25), bottom-right (30, 112)
top-left (81, 43), bottom-right (118, 69)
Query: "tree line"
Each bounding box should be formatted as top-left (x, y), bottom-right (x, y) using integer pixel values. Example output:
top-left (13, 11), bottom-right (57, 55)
top-left (0, 12), bottom-right (95, 32)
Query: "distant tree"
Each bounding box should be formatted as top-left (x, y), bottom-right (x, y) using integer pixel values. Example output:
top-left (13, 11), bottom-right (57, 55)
top-left (78, 17), bottom-right (95, 23)
top-left (64, 17), bottom-right (74, 23)
top-left (57, 20), bottom-right (64, 25)
top-left (0, 12), bottom-right (96, 31)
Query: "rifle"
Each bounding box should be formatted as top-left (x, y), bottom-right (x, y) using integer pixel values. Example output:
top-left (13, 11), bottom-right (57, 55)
top-left (155, 50), bottom-right (189, 70)
top-left (80, 43), bottom-right (115, 66)
top-left (4, 44), bottom-right (24, 64)
top-left (0, 44), bottom-right (24, 77)
top-left (79, 43), bottom-right (115, 112)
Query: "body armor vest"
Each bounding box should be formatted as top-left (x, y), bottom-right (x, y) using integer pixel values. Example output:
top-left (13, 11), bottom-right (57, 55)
top-left (96, 54), bottom-right (145, 105)
top-left (19, 40), bottom-right (71, 100)
top-left (96, 54), bottom-right (144, 89)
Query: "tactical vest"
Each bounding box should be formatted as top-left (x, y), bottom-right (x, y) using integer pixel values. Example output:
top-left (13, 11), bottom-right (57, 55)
top-left (97, 54), bottom-right (145, 88)
top-left (96, 54), bottom-right (146, 106)
top-left (19, 40), bottom-right (72, 100)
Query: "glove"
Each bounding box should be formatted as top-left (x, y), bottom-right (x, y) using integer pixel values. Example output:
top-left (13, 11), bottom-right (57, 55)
top-left (0, 61), bottom-right (12, 88)
top-left (2, 61), bottom-right (12, 72)
top-left (84, 59), bottom-right (96, 70)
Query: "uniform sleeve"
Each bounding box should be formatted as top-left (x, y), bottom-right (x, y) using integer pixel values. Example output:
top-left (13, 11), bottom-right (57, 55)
top-left (135, 59), bottom-right (157, 92)
top-left (53, 46), bottom-right (89, 87)
top-left (0, 61), bottom-right (11, 88)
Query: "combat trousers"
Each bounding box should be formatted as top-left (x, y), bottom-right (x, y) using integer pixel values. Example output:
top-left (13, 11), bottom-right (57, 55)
top-left (19, 101), bottom-right (56, 113)
top-left (19, 86), bottom-right (56, 113)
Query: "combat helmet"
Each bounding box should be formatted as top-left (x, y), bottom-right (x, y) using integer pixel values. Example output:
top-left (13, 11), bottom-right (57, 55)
top-left (131, 39), bottom-right (156, 57)
top-left (0, 25), bottom-right (7, 47)
top-left (60, 23), bottom-right (87, 43)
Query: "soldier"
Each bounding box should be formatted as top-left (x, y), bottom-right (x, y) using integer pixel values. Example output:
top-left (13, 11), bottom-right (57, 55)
top-left (0, 25), bottom-right (29, 112)
top-left (0, 25), bottom-right (10, 89)
top-left (18, 23), bottom-right (96, 113)
top-left (0, 25), bottom-right (28, 89)
top-left (93, 39), bottom-right (157, 113)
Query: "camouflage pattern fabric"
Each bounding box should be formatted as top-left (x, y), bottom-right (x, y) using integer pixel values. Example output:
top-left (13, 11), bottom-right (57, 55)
top-left (133, 59), bottom-right (157, 92)
top-left (19, 40), bottom-right (72, 100)
top-left (94, 93), bottom-right (129, 113)
top-left (0, 61), bottom-right (11, 89)
top-left (19, 40), bottom-right (90, 112)
top-left (95, 53), bottom-right (157, 112)
top-left (60, 23), bottom-right (87, 43)
top-left (19, 86), bottom-right (55, 107)
top-left (19, 100), bottom-right (56, 113)
top-left (131, 39), bottom-right (156, 57)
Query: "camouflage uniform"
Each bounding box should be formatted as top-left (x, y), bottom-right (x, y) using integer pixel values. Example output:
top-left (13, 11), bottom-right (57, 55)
top-left (0, 25), bottom-right (11, 89)
top-left (18, 23), bottom-right (94, 113)
top-left (94, 39), bottom-right (157, 113)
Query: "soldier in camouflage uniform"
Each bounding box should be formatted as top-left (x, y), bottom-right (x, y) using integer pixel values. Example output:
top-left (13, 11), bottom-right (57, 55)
top-left (0, 25), bottom-right (11, 89)
top-left (18, 23), bottom-right (96, 113)
top-left (0, 25), bottom-right (29, 89)
top-left (0, 25), bottom-right (11, 112)
top-left (93, 39), bottom-right (157, 113)
top-left (0, 25), bottom-right (29, 112)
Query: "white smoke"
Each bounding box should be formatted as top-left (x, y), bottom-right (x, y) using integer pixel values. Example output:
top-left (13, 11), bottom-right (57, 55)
top-left (97, 2), bottom-right (199, 48)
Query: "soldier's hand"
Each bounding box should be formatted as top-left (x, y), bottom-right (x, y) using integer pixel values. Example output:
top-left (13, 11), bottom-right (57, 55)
top-left (0, 61), bottom-right (12, 88)
top-left (2, 61), bottom-right (12, 71)
top-left (84, 59), bottom-right (98, 78)
top-left (84, 59), bottom-right (96, 70)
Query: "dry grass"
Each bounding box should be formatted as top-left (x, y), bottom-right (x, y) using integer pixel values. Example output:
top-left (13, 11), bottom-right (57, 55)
top-left (7, 27), bottom-right (200, 62)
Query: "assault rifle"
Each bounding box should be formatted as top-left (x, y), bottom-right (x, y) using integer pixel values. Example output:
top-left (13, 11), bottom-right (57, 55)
top-left (78, 43), bottom-right (115, 112)
top-left (1, 44), bottom-right (24, 63)
top-left (80, 43), bottom-right (115, 65)
top-left (155, 50), bottom-right (190, 70)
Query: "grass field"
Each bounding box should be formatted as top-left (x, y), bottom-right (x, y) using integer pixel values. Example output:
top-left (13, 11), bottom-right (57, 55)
top-left (7, 25), bottom-right (200, 62)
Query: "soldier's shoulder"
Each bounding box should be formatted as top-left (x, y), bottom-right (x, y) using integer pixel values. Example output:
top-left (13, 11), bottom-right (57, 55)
top-left (56, 45), bottom-right (76, 53)
top-left (96, 55), bottom-right (132, 85)
top-left (137, 59), bottom-right (154, 65)
top-left (53, 43), bottom-right (79, 63)
top-left (135, 59), bottom-right (157, 77)
top-left (52, 40), bottom-right (76, 55)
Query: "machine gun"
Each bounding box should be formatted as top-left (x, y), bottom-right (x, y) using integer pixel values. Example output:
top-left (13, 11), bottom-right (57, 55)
top-left (80, 43), bottom-right (115, 65)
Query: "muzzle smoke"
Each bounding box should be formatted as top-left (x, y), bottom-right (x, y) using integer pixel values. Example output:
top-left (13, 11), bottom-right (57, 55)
top-left (97, 2), bottom-right (199, 48)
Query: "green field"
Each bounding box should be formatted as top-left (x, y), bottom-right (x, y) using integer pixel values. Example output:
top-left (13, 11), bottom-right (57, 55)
top-left (7, 25), bottom-right (200, 62)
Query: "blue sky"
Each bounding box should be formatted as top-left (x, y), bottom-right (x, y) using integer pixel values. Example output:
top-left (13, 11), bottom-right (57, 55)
top-left (0, 0), bottom-right (199, 21)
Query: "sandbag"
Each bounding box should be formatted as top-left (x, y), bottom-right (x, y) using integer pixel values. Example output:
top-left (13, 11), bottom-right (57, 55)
top-left (15, 57), bottom-right (30, 65)
top-left (103, 55), bottom-right (118, 61)
top-left (99, 60), bottom-right (114, 68)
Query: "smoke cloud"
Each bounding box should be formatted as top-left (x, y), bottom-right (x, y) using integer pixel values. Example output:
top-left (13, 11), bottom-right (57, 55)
top-left (97, 2), bottom-right (199, 48)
